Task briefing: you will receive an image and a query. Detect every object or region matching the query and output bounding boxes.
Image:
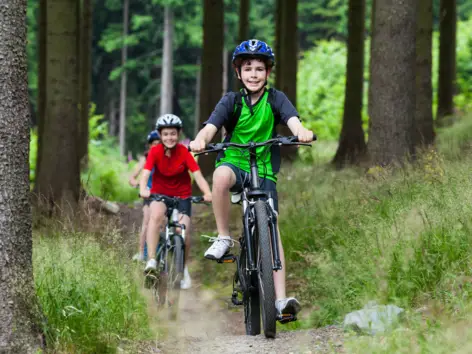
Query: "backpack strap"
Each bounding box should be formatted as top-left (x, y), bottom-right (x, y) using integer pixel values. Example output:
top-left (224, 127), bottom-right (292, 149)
top-left (267, 88), bottom-right (280, 126)
top-left (224, 90), bottom-right (243, 135)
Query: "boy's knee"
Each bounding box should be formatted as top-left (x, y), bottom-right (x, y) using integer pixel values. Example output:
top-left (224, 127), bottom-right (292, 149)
top-left (213, 167), bottom-right (235, 190)
top-left (150, 209), bottom-right (165, 223)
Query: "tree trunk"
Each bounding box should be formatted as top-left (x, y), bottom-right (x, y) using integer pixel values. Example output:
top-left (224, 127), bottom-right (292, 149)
top-left (232, 0), bottom-right (249, 92)
top-left (119, 0), bottom-right (129, 156)
top-left (332, 0), bottom-right (367, 168)
top-left (198, 0), bottom-right (224, 178)
top-left (367, 0), bottom-right (417, 166)
top-left (415, 0), bottom-right (434, 147)
top-left (109, 98), bottom-right (117, 136)
top-left (36, 0), bottom-right (81, 212)
top-left (275, 0), bottom-right (298, 159)
top-left (78, 0), bottom-right (92, 167)
top-left (0, 0), bottom-right (43, 351)
top-left (275, 0), bottom-right (283, 90)
top-left (436, 0), bottom-right (456, 125)
top-left (276, 0), bottom-right (298, 105)
top-left (160, 5), bottom-right (174, 115)
top-left (35, 0), bottom-right (47, 189)
top-left (222, 48), bottom-right (228, 95)
top-left (194, 57), bottom-right (201, 138)
top-left (367, 0), bottom-right (376, 125)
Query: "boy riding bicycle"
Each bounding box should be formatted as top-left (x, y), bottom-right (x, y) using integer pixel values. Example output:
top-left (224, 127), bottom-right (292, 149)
top-left (189, 39), bottom-right (314, 316)
top-left (140, 114), bottom-right (212, 289)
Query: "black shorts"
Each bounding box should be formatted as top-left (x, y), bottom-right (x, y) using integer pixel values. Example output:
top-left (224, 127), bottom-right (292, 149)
top-left (219, 162), bottom-right (279, 212)
top-left (147, 195), bottom-right (192, 216)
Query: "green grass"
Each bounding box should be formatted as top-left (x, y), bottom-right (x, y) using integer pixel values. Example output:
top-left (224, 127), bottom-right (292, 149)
top-left (34, 232), bottom-right (150, 353)
top-left (274, 114), bottom-right (472, 349)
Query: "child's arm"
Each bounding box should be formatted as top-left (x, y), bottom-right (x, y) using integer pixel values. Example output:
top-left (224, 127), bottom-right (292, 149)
top-left (190, 94), bottom-right (234, 152)
top-left (190, 124), bottom-right (218, 152)
top-left (139, 149), bottom-right (156, 198)
top-left (192, 170), bottom-right (212, 202)
top-left (287, 117), bottom-right (314, 143)
top-left (129, 157), bottom-right (145, 187)
top-left (139, 169), bottom-right (152, 198)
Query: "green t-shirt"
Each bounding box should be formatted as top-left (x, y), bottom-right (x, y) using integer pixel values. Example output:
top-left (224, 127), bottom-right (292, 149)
top-left (204, 88), bottom-right (299, 182)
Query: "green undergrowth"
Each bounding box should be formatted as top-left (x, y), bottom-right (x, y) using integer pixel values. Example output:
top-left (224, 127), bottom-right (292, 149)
top-left (33, 230), bottom-right (151, 353)
top-left (274, 114), bottom-right (472, 350)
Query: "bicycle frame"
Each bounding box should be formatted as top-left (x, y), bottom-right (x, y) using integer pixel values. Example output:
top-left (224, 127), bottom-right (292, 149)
top-left (154, 199), bottom-right (187, 272)
top-left (241, 144), bottom-right (282, 273)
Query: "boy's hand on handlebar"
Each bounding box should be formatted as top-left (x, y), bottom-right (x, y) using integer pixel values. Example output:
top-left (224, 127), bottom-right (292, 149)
top-left (140, 189), bottom-right (150, 198)
top-left (298, 128), bottom-right (315, 143)
top-left (189, 139), bottom-right (206, 153)
top-left (203, 193), bottom-right (212, 203)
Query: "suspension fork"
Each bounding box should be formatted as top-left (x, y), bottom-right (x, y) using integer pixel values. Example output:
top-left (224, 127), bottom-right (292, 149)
top-left (162, 226), bottom-right (170, 272)
top-left (243, 198), bottom-right (256, 271)
top-left (268, 207), bottom-right (282, 270)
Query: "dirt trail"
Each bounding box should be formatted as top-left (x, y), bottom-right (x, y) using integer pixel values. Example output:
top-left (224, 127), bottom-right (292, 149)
top-left (142, 283), bottom-right (344, 354)
top-left (118, 203), bottom-right (345, 353)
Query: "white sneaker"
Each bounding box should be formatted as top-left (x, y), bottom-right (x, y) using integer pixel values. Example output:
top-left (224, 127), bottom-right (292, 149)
top-left (132, 253), bottom-right (146, 262)
top-left (144, 258), bottom-right (157, 272)
top-left (204, 236), bottom-right (233, 260)
top-left (275, 298), bottom-right (301, 315)
top-left (180, 266), bottom-right (192, 290)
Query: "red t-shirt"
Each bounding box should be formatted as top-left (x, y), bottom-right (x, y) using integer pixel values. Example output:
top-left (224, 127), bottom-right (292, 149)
top-left (144, 143), bottom-right (200, 198)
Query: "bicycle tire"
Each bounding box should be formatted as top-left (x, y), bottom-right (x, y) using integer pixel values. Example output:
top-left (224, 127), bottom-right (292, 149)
top-left (166, 234), bottom-right (185, 320)
top-left (151, 234), bottom-right (167, 306)
top-left (254, 200), bottom-right (276, 338)
top-left (240, 249), bottom-right (261, 335)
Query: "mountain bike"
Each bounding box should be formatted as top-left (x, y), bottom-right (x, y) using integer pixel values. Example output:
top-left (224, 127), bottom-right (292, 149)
top-left (194, 135), bottom-right (314, 338)
top-left (143, 194), bottom-right (206, 320)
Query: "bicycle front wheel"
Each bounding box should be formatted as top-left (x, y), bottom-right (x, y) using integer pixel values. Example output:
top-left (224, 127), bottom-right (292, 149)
top-left (239, 249), bottom-right (261, 335)
top-left (254, 200), bottom-right (277, 338)
top-left (165, 234), bottom-right (185, 320)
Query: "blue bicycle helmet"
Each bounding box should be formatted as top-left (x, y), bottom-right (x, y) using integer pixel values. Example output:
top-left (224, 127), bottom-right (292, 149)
top-left (232, 39), bottom-right (275, 68)
top-left (147, 130), bottom-right (160, 144)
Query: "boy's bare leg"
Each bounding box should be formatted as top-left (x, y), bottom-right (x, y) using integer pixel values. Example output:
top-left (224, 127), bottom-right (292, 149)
top-left (139, 205), bottom-right (150, 255)
top-left (204, 166), bottom-right (236, 259)
top-left (212, 166), bottom-right (236, 235)
top-left (273, 220), bottom-right (301, 315)
top-left (177, 214), bottom-right (191, 264)
top-left (273, 224), bottom-right (286, 300)
top-left (146, 201), bottom-right (166, 261)
top-left (178, 213), bottom-right (192, 289)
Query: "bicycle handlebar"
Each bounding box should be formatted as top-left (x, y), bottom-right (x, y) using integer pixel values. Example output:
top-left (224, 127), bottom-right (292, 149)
top-left (139, 193), bottom-right (209, 204)
top-left (190, 135), bottom-right (316, 156)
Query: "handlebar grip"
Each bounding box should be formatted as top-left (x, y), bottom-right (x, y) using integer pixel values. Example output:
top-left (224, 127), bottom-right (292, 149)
top-left (288, 134), bottom-right (317, 143)
top-left (191, 196), bottom-right (205, 203)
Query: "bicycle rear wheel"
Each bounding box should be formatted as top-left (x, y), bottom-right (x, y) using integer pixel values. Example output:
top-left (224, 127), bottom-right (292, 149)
top-left (165, 234), bottom-right (185, 320)
top-left (254, 200), bottom-right (276, 338)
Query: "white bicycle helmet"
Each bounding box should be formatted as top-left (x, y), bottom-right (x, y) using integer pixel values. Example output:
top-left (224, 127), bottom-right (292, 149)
top-left (155, 114), bottom-right (183, 131)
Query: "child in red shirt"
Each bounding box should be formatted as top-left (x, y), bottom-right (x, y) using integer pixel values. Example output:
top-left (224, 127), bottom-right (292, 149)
top-left (139, 114), bottom-right (212, 289)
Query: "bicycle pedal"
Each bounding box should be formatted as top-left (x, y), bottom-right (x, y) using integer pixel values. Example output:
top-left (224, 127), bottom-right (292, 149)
top-left (231, 291), bottom-right (243, 306)
top-left (144, 273), bottom-right (157, 289)
top-left (276, 313), bottom-right (297, 324)
top-left (216, 254), bottom-right (236, 264)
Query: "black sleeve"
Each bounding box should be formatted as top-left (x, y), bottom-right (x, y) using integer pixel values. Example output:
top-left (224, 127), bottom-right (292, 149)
top-left (273, 90), bottom-right (299, 125)
top-left (203, 92), bottom-right (235, 130)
